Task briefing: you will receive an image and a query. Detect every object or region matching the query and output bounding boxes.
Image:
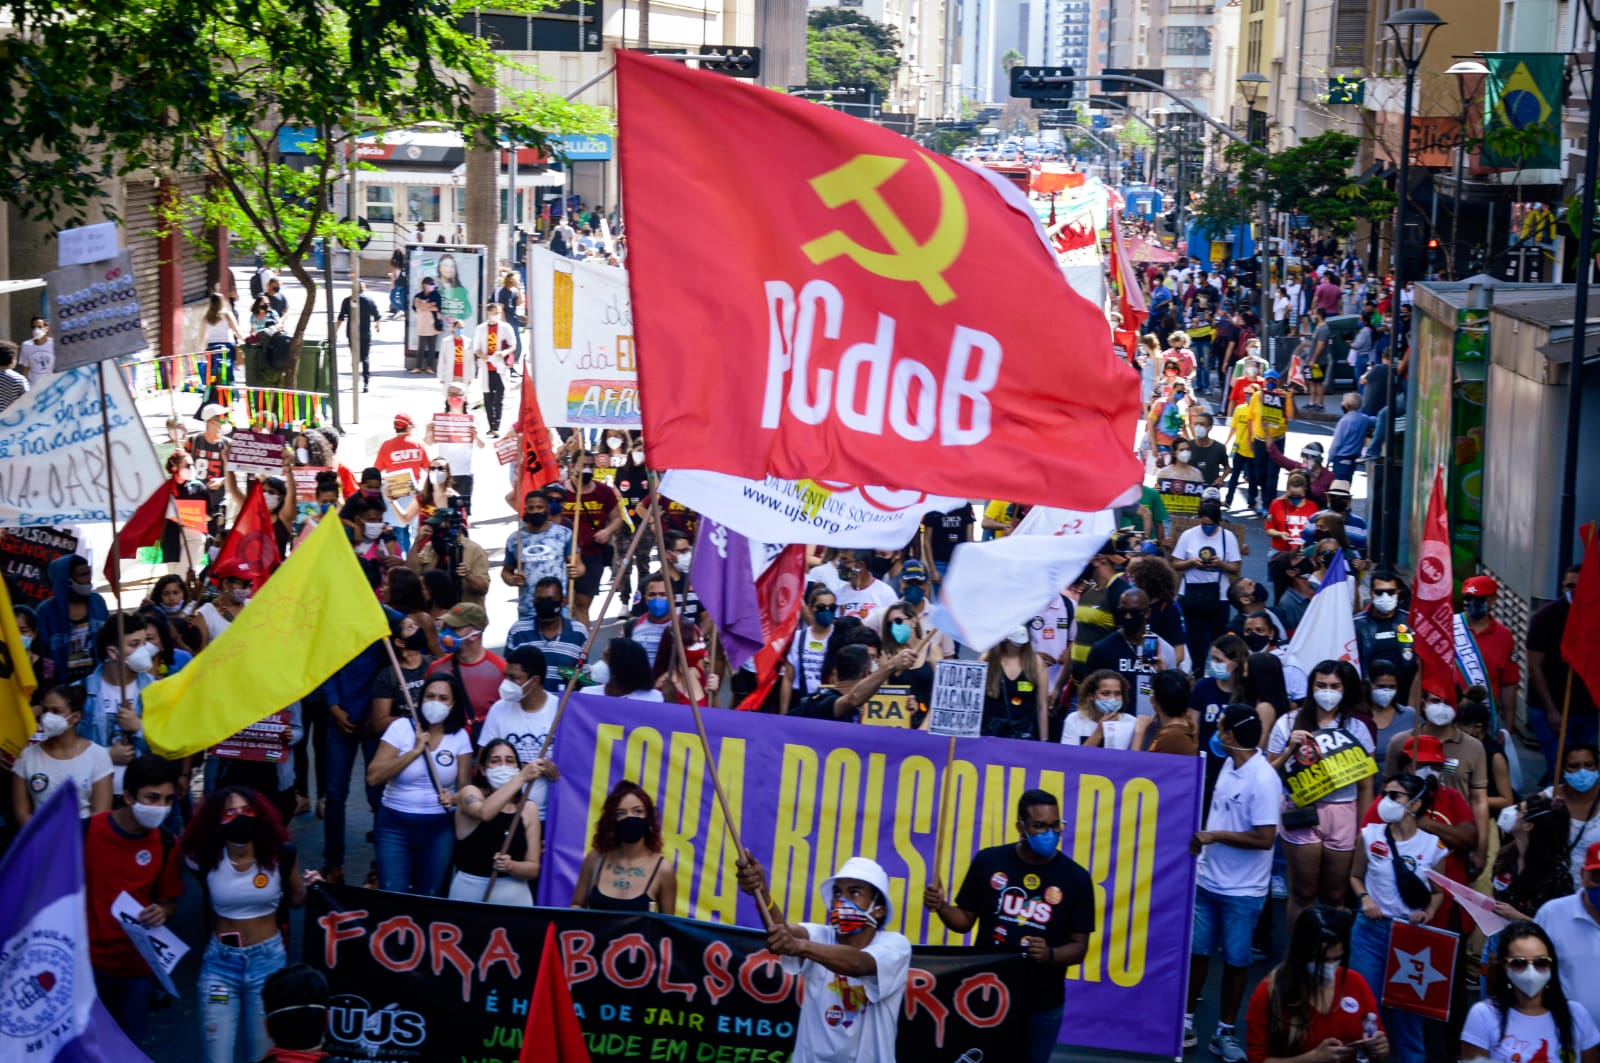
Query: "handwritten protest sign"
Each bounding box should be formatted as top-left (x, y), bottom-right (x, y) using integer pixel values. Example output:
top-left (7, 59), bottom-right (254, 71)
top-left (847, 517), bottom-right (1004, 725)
top-left (928, 659), bottom-right (987, 737)
top-left (112, 891), bottom-right (189, 997)
top-left (0, 527), bottom-right (80, 605)
top-left (1283, 726), bottom-right (1377, 807)
top-left (860, 685), bottom-right (915, 726)
top-left (530, 247), bottom-right (641, 428)
top-left (431, 412), bottom-right (474, 444)
top-left (46, 251), bottom-right (147, 369)
top-left (383, 472), bottom-right (414, 500)
top-left (226, 431), bottom-right (285, 476)
top-left (210, 709), bottom-right (293, 763)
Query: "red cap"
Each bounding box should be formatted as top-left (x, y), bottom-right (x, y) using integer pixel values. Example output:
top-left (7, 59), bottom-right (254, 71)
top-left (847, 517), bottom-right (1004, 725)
top-left (212, 558), bottom-right (258, 584)
top-left (393, 413), bottom-right (415, 429)
top-left (1462, 575), bottom-right (1499, 598)
top-left (1402, 734), bottom-right (1445, 765)
top-left (1585, 841), bottom-right (1600, 874)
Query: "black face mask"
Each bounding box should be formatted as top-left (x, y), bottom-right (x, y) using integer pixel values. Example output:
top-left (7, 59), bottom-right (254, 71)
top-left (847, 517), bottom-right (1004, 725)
top-left (403, 629), bottom-right (429, 653)
top-left (866, 555), bottom-right (894, 579)
top-left (534, 598), bottom-right (563, 621)
top-left (523, 511), bottom-right (548, 527)
top-left (1251, 583), bottom-right (1269, 604)
top-left (615, 817), bottom-right (649, 845)
top-left (1243, 632), bottom-right (1273, 652)
top-left (222, 816), bottom-right (255, 845)
top-left (1119, 611), bottom-right (1148, 634)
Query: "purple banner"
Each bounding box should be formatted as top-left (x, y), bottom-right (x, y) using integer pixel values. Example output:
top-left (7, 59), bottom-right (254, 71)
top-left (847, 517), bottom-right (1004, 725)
top-left (539, 695), bottom-right (1203, 1057)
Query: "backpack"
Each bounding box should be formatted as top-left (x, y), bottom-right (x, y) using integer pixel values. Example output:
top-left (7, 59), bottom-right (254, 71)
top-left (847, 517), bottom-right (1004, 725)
top-left (249, 267), bottom-right (269, 299)
top-left (265, 330), bottom-right (292, 371)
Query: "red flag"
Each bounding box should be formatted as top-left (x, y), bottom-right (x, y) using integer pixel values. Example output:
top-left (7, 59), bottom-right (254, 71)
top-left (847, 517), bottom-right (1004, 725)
top-left (1411, 466), bottom-right (1456, 704)
top-left (1562, 521), bottom-right (1600, 701)
top-left (1382, 921), bottom-right (1458, 1020)
top-left (516, 369), bottom-right (560, 503)
top-left (105, 480), bottom-right (177, 583)
top-left (737, 544), bottom-right (808, 711)
top-left (1109, 210), bottom-right (1149, 334)
top-left (518, 924), bottom-right (592, 1063)
top-left (213, 480), bottom-right (282, 580)
top-left (616, 51), bottom-right (1142, 512)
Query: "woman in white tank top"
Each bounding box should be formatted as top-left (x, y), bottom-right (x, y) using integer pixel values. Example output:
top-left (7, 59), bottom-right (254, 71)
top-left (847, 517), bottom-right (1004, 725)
top-left (181, 786), bottom-right (305, 1063)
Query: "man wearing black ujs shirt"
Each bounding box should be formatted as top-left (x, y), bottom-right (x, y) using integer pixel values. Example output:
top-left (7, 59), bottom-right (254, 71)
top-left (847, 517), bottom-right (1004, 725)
top-left (924, 788), bottom-right (1095, 1062)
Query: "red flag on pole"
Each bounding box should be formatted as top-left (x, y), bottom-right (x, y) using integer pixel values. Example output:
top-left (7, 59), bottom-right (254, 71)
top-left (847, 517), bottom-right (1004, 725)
top-left (213, 480), bottom-right (282, 580)
top-left (1381, 921), bottom-right (1459, 1020)
top-left (1109, 209), bottom-right (1149, 334)
top-left (516, 367), bottom-right (560, 503)
top-left (1562, 521), bottom-right (1600, 701)
top-left (105, 480), bottom-right (177, 583)
top-left (1411, 466), bottom-right (1457, 704)
top-left (518, 924), bottom-right (592, 1063)
top-left (615, 51), bottom-right (1143, 513)
top-left (737, 544), bottom-right (809, 711)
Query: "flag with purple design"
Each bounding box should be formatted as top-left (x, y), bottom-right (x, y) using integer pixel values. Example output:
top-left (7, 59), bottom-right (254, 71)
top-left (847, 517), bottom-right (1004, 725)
top-left (1287, 548), bottom-right (1360, 674)
top-left (0, 782), bottom-right (153, 1062)
top-left (689, 518), bottom-right (766, 670)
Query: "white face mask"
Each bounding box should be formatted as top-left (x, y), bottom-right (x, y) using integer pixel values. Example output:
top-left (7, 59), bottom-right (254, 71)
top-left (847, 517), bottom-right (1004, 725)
top-left (39, 712), bottom-right (70, 738)
top-left (485, 765), bottom-right (520, 790)
top-left (1176, 449), bottom-right (1192, 463)
top-left (1507, 965), bottom-right (1552, 998)
top-left (676, 550), bottom-right (693, 571)
top-left (1497, 805), bottom-right (1520, 834)
top-left (1313, 688), bottom-right (1342, 712)
top-left (130, 802), bottom-right (170, 830)
top-left (1370, 687), bottom-right (1397, 708)
top-left (296, 447), bottom-right (310, 463)
top-left (420, 699), bottom-right (451, 725)
top-left (1377, 796), bottom-right (1409, 823)
top-left (606, 436), bottom-right (623, 449)
top-left (263, 493), bottom-right (283, 510)
top-left (1424, 701), bottom-right (1457, 727)
top-left (363, 522), bottom-right (384, 541)
top-left (1193, 426), bottom-right (1210, 440)
top-left (32, 328), bottom-right (47, 342)
top-left (1372, 592), bottom-right (1399, 614)
top-left (498, 678), bottom-right (527, 702)
top-left (1415, 765), bottom-right (1441, 781)
top-left (124, 643), bottom-right (158, 674)
top-left (430, 470), bottom-right (449, 485)
top-left (588, 659), bottom-right (612, 686)
top-left (1305, 961), bottom-right (1340, 984)
top-left (1006, 628), bottom-right (1030, 646)
top-left (1094, 697), bottom-right (1123, 715)
top-left (631, 451), bottom-right (645, 465)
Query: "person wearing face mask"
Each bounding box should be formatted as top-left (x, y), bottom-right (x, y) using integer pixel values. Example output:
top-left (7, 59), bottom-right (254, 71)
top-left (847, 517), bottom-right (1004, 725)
top-left (76, 611), bottom-right (162, 796)
top-left (502, 490), bottom-right (581, 623)
top-left (471, 302), bottom-right (516, 436)
top-left (652, 529), bottom-right (706, 630)
top-left (924, 789), bottom-right (1094, 1062)
top-left (447, 739), bottom-right (543, 905)
top-left (367, 674), bottom-right (473, 895)
top-left (476, 646), bottom-right (561, 807)
top-left (181, 786), bottom-right (307, 1063)
top-left (609, 439), bottom-right (653, 601)
top-left (1085, 587), bottom-right (1179, 718)
top-left (17, 314), bottom-right (53, 378)
top-left (1534, 841), bottom-right (1600, 1031)
top-left (340, 492), bottom-right (404, 583)
top-left (1061, 670), bottom-right (1146, 748)
top-left (1454, 576), bottom-right (1521, 735)
top-left (1348, 773), bottom-right (1446, 1062)
top-left (833, 548), bottom-right (900, 622)
top-left (649, 618), bottom-right (721, 706)
top-left (1354, 569), bottom-right (1418, 699)
top-left (1070, 539), bottom-right (1134, 673)
top-left (574, 780), bottom-right (678, 914)
top-left (376, 413), bottom-right (431, 553)
top-left (1226, 577), bottom-right (1287, 640)
top-left (1462, 921), bottom-right (1599, 1063)
top-left (1538, 743), bottom-right (1600, 893)
top-left (1265, 474), bottom-right (1320, 597)
top-left (782, 585), bottom-right (840, 712)
top-left (578, 637), bottom-right (665, 702)
top-left (1365, 660), bottom-right (1417, 755)
top-left (422, 385), bottom-right (485, 509)
top-left (505, 578), bottom-right (589, 692)
top-left (1488, 793), bottom-right (1573, 929)
top-left (83, 755), bottom-right (185, 1045)
top-left (1527, 565), bottom-right (1594, 782)
top-left (34, 554), bottom-right (110, 683)
top-left (1172, 501), bottom-right (1240, 672)
top-left (198, 557), bottom-right (261, 641)
top-left (1380, 694), bottom-right (1491, 868)
top-left (1186, 413), bottom-right (1230, 485)
top-left (10, 685), bottom-right (112, 822)
top-left (625, 573), bottom-right (679, 668)
top-left (11, 603), bottom-right (55, 687)
top-left (257, 964), bottom-right (333, 1062)
top-left (736, 852), bottom-right (911, 1062)
top-left (1163, 440), bottom-right (1206, 483)
top-left (796, 643), bottom-right (916, 723)
top-left (435, 312), bottom-right (475, 392)
top-left (1245, 906), bottom-right (1389, 1063)
top-left (186, 402), bottom-right (232, 539)
top-left (981, 628), bottom-right (1051, 740)
top-left (1191, 636), bottom-right (1252, 794)
top-left (153, 449), bottom-right (214, 578)
top-left (425, 603), bottom-right (507, 725)
top-left (1186, 705), bottom-right (1278, 1061)
top-left (551, 453), bottom-right (622, 628)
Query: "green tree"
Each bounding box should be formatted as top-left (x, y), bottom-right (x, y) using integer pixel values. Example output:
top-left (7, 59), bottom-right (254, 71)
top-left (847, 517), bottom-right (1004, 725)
top-left (0, 0), bottom-right (605, 382)
top-left (807, 10), bottom-right (902, 96)
top-left (1191, 131), bottom-right (1393, 238)
top-left (1001, 49), bottom-right (1026, 71)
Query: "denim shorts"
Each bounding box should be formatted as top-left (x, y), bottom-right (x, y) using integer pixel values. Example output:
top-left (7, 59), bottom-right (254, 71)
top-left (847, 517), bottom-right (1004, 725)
top-left (1191, 886), bottom-right (1267, 968)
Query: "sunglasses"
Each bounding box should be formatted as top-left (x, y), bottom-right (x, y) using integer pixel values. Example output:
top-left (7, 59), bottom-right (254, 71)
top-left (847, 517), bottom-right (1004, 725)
top-left (1380, 790), bottom-right (1413, 802)
top-left (220, 805), bottom-right (259, 824)
top-left (1505, 957), bottom-right (1554, 973)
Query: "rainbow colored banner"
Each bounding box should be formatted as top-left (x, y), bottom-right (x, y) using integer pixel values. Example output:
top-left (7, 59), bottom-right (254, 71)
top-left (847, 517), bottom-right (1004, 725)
top-left (541, 695), bottom-right (1203, 1057)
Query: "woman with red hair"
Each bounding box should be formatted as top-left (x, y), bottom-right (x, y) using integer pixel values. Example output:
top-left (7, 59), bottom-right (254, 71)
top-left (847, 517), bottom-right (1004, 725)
top-left (570, 780), bottom-right (677, 915)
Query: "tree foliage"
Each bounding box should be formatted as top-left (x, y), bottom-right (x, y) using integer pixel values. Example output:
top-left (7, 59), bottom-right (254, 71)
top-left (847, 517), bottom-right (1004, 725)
top-left (1190, 131), bottom-right (1394, 238)
top-left (807, 9), bottom-right (902, 96)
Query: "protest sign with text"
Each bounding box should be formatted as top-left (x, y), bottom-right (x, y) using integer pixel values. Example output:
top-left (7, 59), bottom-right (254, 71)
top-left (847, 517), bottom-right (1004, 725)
top-left (1155, 476), bottom-right (1204, 517)
top-left (46, 251), bottom-right (147, 369)
top-left (1282, 726), bottom-right (1377, 807)
top-left (928, 659), bottom-right (987, 737)
top-left (530, 247), bottom-right (639, 429)
top-left (0, 527), bottom-right (80, 605)
top-left (226, 431), bottom-right (286, 477)
top-left (430, 413), bottom-right (474, 444)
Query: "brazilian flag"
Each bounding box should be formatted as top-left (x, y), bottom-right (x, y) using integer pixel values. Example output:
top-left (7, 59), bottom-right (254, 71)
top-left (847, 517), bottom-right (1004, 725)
top-left (1482, 53), bottom-right (1566, 169)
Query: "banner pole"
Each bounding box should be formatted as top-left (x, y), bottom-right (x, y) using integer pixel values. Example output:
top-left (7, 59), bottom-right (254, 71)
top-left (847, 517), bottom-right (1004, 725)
top-left (567, 436), bottom-right (584, 606)
top-left (932, 734), bottom-right (957, 907)
top-left (479, 491), bottom-right (657, 902)
top-left (381, 639), bottom-right (446, 798)
top-left (649, 475), bottom-right (778, 929)
top-left (1554, 672), bottom-right (1574, 785)
top-left (96, 361), bottom-right (124, 604)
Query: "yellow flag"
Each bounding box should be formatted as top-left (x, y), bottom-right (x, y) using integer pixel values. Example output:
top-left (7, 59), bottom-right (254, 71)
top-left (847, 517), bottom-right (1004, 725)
top-left (0, 577), bottom-right (40, 759)
top-left (143, 515), bottom-right (389, 758)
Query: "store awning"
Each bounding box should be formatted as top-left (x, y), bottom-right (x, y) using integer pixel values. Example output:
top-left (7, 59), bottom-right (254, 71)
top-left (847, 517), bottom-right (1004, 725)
top-left (360, 169), bottom-right (567, 188)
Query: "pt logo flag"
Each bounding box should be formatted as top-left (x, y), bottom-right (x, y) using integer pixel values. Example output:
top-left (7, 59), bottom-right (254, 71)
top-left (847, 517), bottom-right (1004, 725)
top-left (517, 368), bottom-right (561, 502)
top-left (1482, 53), bottom-right (1566, 169)
top-left (1382, 922), bottom-right (1458, 1020)
top-left (615, 51), bottom-right (1143, 513)
top-left (1411, 466), bottom-right (1456, 704)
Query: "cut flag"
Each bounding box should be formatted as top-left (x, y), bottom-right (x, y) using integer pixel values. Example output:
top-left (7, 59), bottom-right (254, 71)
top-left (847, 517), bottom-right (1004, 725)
top-left (0, 574), bottom-right (39, 760)
top-left (212, 479), bottom-right (282, 580)
top-left (105, 479), bottom-right (177, 584)
top-left (519, 923), bottom-right (592, 1063)
top-left (616, 50), bottom-right (1142, 512)
top-left (1287, 549), bottom-right (1360, 675)
top-left (928, 508), bottom-right (1113, 652)
top-left (141, 513), bottom-right (390, 758)
top-left (516, 368), bottom-right (561, 503)
top-left (1562, 521), bottom-right (1600, 704)
top-left (689, 518), bottom-right (765, 671)
top-left (0, 782), bottom-right (154, 1062)
top-left (737, 543), bottom-right (809, 711)
top-left (1410, 466), bottom-right (1457, 703)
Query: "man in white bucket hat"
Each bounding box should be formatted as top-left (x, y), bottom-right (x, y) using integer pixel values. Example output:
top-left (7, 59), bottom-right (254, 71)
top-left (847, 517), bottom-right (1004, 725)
top-left (737, 853), bottom-right (911, 1061)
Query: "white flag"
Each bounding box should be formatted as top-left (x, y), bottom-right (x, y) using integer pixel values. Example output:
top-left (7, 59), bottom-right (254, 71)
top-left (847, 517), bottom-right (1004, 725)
top-left (928, 509), bottom-right (1114, 652)
top-left (1287, 550), bottom-right (1361, 674)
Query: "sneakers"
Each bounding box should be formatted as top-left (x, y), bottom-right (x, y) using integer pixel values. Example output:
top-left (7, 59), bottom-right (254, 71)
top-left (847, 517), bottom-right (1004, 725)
top-left (1270, 873), bottom-right (1288, 900)
top-left (1183, 1016), bottom-right (1198, 1050)
top-left (1209, 1030), bottom-right (1245, 1062)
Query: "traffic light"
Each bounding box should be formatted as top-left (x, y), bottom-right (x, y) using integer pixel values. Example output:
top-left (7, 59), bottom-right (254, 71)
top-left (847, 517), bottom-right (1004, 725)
top-left (697, 46), bottom-right (760, 77)
top-left (1011, 66), bottom-right (1076, 100)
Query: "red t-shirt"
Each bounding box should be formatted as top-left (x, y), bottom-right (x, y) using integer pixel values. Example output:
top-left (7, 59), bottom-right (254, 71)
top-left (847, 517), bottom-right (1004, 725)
top-left (84, 812), bottom-right (185, 977)
top-left (1456, 617), bottom-right (1521, 694)
top-left (427, 651), bottom-right (507, 726)
top-left (556, 481), bottom-right (620, 552)
top-left (1265, 497), bottom-right (1318, 552)
top-left (1246, 967), bottom-right (1380, 1063)
top-left (376, 436), bottom-right (431, 484)
top-left (1359, 785), bottom-right (1474, 929)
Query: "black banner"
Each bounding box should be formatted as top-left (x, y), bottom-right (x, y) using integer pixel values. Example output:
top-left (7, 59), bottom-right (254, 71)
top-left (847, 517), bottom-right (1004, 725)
top-left (307, 884), bottom-right (1026, 1062)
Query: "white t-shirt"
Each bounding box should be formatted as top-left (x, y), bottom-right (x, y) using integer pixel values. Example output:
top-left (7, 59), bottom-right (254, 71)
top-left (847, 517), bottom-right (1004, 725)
top-left (378, 720), bottom-right (472, 815)
top-left (96, 678), bottom-right (142, 795)
top-left (1357, 822), bottom-right (1448, 920)
top-left (576, 685), bottom-right (664, 702)
top-left (788, 627), bottom-right (833, 693)
top-left (836, 579), bottom-right (899, 622)
top-left (807, 563), bottom-right (846, 594)
top-left (476, 698), bottom-right (558, 815)
top-left (630, 615), bottom-right (671, 667)
top-left (782, 924), bottom-right (911, 1063)
top-left (1267, 715), bottom-right (1376, 804)
top-left (1539, 786), bottom-right (1600, 892)
top-left (1172, 525), bottom-right (1241, 598)
top-left (19, 338), bottom-right (54, 376)
top-left (1197, 752), bottom-right (1281, 897)
top-left (198, 602), bottom-right (232, 640)
top-left (13, 742), bottom-right (113, 817)
top-left (1460, 999), bottom-right (1600, 1062)
top-left (1059, 712), bottom-right (1101, 747)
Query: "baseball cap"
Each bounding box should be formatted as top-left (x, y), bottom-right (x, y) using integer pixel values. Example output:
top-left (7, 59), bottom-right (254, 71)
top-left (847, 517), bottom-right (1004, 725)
top-left (1462, 575), bottom-right (1499, 598)
top-left (212, 558), bottom-right (259, 584)
top-left (820, 857), bottom-right (894, 925)
top-left (441, 602), bottom-right (489, 631)
top-left (1402, 734), bottom-right (1445, 765)
top-left (393, 413), bottom-right (414, 429)
top-left (1585, 841), bottom-right (1600, 874)
top-left (1264, 368), bottom-right (1281, 379)
top-left (198, 403), bottom-right (227, 422)
top-left (900, 559), bottom-right (928, 583)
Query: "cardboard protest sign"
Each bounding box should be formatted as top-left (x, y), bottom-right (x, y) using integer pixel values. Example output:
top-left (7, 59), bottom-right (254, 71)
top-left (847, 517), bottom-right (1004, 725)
top-left (292, 466), bottom-right (331, 501)
top-left (1155, 476), bottom-right (1205, 518)
top-left (431, 412), bottom-right (475, 444)
top-left (226, 431), bottom-right (286, 477)
top-left (860, 684), bottom-right (915, 727)
top-left (1282, 726), bottom-right (1377, 807)
top-left (928, 659), bottom-right (987, 737)
top-left (530, 247), bottom-right (640, 428)
top-left (209, 709), bottom-right (293, 763)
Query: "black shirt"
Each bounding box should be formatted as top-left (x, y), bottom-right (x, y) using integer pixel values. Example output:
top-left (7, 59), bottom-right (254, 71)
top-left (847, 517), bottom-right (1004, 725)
top-left (1528, 598), bottom-right (1596, 716)
top-left (1187, 439), bottom-right (1229, 484)
top-left (1353, 607), bottom-right (1417, 695)
top-left (954, 844), bottom-right (1095, 1011)
top-left (921, 508), bottom-right (975, 563)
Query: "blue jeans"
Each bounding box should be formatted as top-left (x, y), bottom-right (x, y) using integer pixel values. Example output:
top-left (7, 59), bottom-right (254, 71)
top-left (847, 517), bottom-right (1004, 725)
top-left (1350, 914), bottom-right (1426, 1063)
top-left (200, 935), bottom-right (287, 1063)
top-left (323, 726), bottom-right (379, 871)
top-left (1192, 339), bottom-right (1212, 392)
top-left (374, 805), bottom-right (455, 896)
top-left (97, 971), bottom-right (156, 1046)
top-left (1027, 1004), bottom-right (1064, 1063)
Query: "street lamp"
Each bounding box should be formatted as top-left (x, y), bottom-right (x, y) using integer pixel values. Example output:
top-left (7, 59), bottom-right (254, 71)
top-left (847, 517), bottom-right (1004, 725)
top-left (1237, 71), bottom-right (1268, 143)
top-left (1237, 72), bottom-right (1274, 359)
top-left (1444, 60), bottom-right (1488, 278)
top-left (1374, 6), bottom-right (1446, 567)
